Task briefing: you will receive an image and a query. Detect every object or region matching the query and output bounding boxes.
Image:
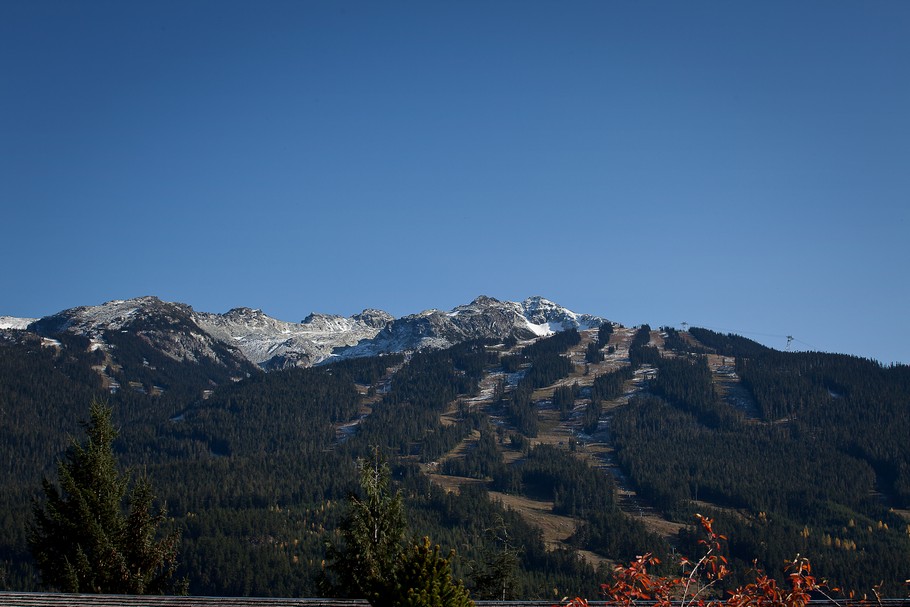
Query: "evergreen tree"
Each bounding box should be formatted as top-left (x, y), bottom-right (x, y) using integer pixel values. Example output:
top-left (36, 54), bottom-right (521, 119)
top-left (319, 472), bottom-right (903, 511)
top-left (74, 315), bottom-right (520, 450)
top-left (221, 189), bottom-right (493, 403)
top-left (28, 400), bottom-right (185, 594)
top-left (585, 341), bottom-right (604, 364)
top-left (325, 448), bottom-right (407, 601)
top-left (597, 321), bottom-right (614, 347)
top-left (469, 515), bottom-right (519, 600)
top-left (325, 449), bottom-right (473, 606)
top-left (377, 537), bottom-right (473, 607)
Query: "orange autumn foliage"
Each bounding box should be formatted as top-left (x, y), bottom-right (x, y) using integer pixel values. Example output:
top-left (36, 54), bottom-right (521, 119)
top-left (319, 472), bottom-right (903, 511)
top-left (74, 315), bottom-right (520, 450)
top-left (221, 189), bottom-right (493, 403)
top-left (555, 515), bottom-right (851, 607)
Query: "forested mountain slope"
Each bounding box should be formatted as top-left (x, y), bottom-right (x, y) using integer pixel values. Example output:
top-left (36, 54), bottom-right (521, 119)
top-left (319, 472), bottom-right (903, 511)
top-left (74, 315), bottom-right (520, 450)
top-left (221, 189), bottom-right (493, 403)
top-left (1, 317), bottom-right (908, 597)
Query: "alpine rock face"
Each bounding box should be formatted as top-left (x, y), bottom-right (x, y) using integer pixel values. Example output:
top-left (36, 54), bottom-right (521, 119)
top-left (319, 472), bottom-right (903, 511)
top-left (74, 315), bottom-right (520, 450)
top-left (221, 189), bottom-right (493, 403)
top-left (195, 307), bottom-right (394, 369)
top-left (340, 296), bottom-right (604, 359)
top-left (27, 296), bottom-right (254, 373)
top-left (13, 294), bottom-right (606, 372)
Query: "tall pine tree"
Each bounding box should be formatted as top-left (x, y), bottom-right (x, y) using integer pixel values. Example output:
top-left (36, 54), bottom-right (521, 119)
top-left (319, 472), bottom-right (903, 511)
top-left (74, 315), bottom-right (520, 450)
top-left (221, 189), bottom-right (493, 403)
top-left (28, 399), bottom-right (185, 594)
top-left (324, 448), bottom-right (407, 601)
top-left (324, 448), bottom-right (473, 606)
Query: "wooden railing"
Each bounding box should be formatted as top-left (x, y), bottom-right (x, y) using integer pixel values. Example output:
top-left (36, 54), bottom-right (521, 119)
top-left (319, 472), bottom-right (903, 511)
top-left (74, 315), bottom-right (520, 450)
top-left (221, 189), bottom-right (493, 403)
top-left (0, 595), bottom-right (907, 607)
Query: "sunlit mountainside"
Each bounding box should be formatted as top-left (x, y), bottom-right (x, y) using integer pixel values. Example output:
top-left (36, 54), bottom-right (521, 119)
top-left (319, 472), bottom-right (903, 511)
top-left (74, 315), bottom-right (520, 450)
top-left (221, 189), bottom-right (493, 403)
top-left (1, 295), bottom-right (908, 597)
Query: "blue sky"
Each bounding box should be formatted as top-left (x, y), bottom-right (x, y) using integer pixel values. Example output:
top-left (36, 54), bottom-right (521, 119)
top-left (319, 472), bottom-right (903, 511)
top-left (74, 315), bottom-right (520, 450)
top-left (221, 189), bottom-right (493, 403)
top-left (2, 1), bottom-right (908, 364)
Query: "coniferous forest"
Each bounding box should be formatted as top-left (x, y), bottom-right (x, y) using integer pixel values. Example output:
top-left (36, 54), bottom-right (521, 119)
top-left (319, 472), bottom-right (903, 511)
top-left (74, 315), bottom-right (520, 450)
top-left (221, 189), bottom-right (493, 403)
top-left (1, 323), bottom-right (909, 599)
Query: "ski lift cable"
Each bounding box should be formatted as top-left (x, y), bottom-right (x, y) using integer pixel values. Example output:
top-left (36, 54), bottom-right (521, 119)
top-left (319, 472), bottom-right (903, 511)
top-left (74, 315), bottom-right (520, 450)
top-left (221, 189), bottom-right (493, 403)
top-left (685, 323), bottom-right (817, 351)
top-left (791, 337), bottom-right (816, 349)
top-left (684, 323), bottom-right (791, 340)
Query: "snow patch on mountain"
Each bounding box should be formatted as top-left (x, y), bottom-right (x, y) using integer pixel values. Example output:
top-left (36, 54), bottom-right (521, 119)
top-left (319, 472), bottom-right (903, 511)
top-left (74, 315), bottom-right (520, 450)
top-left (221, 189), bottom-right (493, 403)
top-left (41, 337), bottom-right (62, 348)
top-left (332, 295), bottom-right (605, 361)
top-left (519, 295), bottom-right (602, 331)
top-left (0, 316), bottom-right (37, 330)
top-left (524, 320), bottom-right (561, 336)
top-left (14, 294), bottom-right (607, 370)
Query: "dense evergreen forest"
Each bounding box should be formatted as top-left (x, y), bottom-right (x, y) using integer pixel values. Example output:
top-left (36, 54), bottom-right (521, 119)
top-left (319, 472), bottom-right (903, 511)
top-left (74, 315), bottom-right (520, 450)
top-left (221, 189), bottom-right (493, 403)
top-left (614, 328), bottom-right (910, 593)
top-left (0, 332), bottom-right (604, 597)
top-left (1, 322), bottom-right (909, 597)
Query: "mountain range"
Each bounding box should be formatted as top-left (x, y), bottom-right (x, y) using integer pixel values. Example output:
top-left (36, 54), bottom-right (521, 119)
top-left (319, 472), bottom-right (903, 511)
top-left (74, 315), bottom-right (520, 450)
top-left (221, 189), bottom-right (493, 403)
top-left (1, 294), bottom-right (604, 372)
top-left (2, 292), bottom-right (910, 597)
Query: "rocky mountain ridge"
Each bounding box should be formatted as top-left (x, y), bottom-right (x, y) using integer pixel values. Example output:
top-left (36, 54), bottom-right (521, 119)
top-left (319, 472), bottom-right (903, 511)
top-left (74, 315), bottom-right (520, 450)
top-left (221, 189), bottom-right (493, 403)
top-left (4, 295), bottom-right (606, 371)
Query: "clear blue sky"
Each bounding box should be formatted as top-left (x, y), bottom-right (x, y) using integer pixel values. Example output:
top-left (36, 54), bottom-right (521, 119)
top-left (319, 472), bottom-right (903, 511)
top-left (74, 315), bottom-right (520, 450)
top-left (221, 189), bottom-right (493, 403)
top-left (2, 1), bottom-right (908, 364)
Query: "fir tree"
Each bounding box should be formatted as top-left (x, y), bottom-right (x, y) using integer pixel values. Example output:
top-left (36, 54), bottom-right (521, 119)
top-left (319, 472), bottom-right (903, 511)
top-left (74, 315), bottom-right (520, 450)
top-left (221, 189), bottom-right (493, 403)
top-left (469, 515), bottom-right (519, 600)
top-left (324, 448), bottom-right (406, 601)
top-left (324, 449), bottom-right (473, 606)
top-left (377, 537), bottom-right (474, 607)
top-left (28, 400), bottom-right (185, 594)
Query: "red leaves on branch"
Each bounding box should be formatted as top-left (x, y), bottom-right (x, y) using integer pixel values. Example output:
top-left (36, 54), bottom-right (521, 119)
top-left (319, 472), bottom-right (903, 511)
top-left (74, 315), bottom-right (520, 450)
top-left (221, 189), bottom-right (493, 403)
top-left (553, 515), bottom-right (845, 607)
top-left (726, 556), bottom-right (838, 607)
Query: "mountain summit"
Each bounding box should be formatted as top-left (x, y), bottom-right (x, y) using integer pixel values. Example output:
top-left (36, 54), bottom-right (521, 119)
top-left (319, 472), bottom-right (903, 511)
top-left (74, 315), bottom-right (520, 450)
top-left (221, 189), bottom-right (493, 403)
top-left (10, 295), bottom-right (605, 371)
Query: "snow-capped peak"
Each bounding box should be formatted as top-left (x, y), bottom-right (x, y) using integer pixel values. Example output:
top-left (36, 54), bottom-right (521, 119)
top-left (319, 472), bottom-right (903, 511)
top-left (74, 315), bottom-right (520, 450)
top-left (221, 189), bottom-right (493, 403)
top-left (13, 294), bottom-right (608, 370)
top-left (29, 296), bottom-right (189, 336)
